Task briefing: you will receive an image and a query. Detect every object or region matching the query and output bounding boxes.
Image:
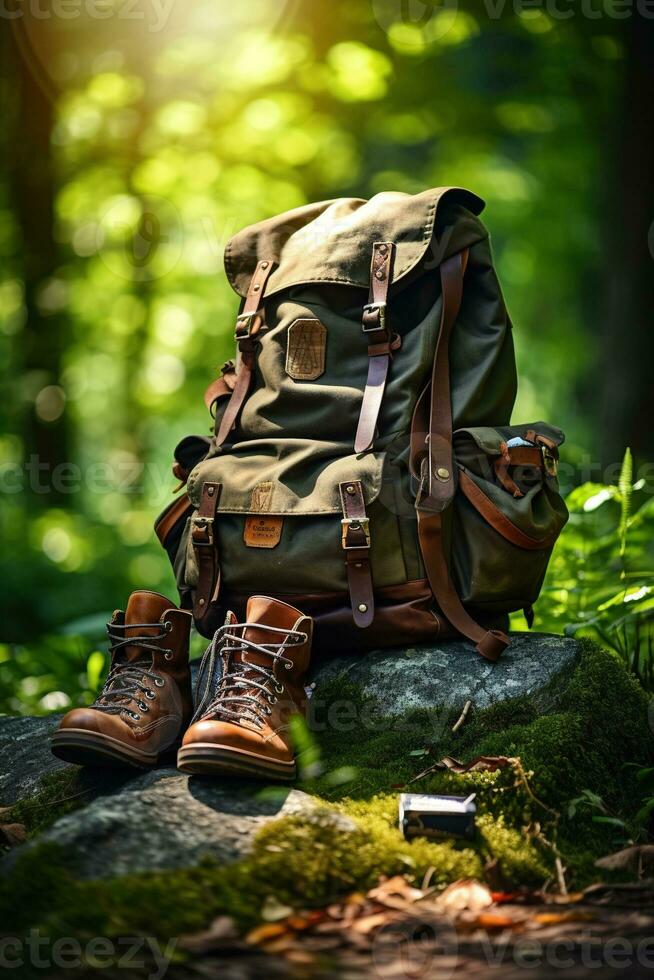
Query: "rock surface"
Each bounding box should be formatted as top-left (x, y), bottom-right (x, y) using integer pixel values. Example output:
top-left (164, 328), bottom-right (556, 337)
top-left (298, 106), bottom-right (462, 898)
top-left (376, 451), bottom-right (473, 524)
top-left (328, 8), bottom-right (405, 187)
top-left (1, 633), bottom-right (578, 879)
top-left (12, 769), bottom-right (350, 879)
top-left (309, 632), bottom-right (579, 716)
top-left (0, 713), bottom-right (65, 805)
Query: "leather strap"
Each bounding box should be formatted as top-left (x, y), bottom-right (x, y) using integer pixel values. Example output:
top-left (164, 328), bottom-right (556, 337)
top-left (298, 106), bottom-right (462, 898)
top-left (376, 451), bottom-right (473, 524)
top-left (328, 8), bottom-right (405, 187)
top-left (155, 494), bottom-right (193, 547)
top-left (413, 249), bottom-right (509, 662)
top-left (493, 443), bottom-right (545, 498)
top-left (416, 504), bottom-right (508, 662)
top-left (458, 469), bottom-right (557, 551)
top-left (354, 242), bottom-right (399, 454)
top-left (192, 481), bottom-right (222, 625)
top-left (214, 260), bottom-right (275, 447)
top-left (339, 480), bottom-right (374, 628)
top-left (411, 251), bottom-right (469, 510)
top-left (203, 361), bottom-right (236, 415)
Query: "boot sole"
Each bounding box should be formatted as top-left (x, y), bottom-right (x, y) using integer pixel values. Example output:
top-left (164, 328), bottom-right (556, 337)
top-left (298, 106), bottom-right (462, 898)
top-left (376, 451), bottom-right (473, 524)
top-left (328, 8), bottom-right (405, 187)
top-left (50, 729), bottom-right (178, 769)
top-left (177, 743), bottom-right (297, 781)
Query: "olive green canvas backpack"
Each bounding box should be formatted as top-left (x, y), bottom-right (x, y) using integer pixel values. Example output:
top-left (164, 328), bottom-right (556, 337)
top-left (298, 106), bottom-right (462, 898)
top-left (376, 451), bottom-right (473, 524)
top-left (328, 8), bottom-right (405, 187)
top-left (156, 187), bottom-right (568, 661)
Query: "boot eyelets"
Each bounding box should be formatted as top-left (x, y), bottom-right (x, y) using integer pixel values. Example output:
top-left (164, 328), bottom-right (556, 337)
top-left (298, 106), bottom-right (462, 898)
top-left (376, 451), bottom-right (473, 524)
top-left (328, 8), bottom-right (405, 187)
top-left (138, 701), bottom-right (148, 712)
top-left (275, 682), bottom-right (284, 694)
top-left (164, 621), bottom-right (173, 633)
top-left (131, 711), bottom-right (140, 720)
top-left (145, 690), bottom-right (156, 700)
top-left (155, 678), bottom-right (165, 687)
top-left (164, 651), bottom-right (173, 661)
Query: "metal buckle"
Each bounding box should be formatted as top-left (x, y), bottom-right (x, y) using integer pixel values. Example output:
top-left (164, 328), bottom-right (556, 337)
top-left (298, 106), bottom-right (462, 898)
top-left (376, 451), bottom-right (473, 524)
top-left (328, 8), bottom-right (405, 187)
top-left (341, 516), bottom-right (371, 550)
top-left (362, 301), bottom-right (387, 333)
top-left (541, 446), bottom-right (558, 477)
top-left (192, 516), bottom-right (214, 545)
top-left (234, 312), bottom-right (258, 341)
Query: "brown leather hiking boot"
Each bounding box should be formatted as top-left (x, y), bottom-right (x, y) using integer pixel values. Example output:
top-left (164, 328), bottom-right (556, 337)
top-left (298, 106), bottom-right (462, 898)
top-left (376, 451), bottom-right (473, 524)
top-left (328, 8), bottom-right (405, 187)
top-left (51, 591), bottom-right (192, 769)
top-left (177, 596), bottom-right (312, 780)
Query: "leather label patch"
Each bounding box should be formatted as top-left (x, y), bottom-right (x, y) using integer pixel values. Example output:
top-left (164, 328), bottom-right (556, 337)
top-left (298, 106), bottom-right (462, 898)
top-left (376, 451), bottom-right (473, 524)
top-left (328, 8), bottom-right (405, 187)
top-left (244, 515), bottom-right (283, 549)
top-left (286, 318), bottom-right (327, 381)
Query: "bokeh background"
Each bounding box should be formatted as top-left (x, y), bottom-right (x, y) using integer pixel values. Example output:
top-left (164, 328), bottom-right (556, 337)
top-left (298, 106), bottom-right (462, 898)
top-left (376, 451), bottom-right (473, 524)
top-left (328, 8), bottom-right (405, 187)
top-left (1, 0), bottom-right (653, 713)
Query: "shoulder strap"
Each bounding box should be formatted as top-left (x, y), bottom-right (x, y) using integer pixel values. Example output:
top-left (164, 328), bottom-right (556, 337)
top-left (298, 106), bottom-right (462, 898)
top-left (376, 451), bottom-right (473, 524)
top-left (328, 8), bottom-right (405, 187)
top-left (213, 259), bottom-right (276, 448)
top-left (354, 242), bottom-right (401, 454)
top-left (412, 250), bottom-right (509, 663)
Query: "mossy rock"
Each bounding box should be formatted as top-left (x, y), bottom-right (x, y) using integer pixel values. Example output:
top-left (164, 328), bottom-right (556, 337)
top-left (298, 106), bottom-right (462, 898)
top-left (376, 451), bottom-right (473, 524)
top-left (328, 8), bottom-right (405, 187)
top-left (0, 639), bottom-right (652, 949)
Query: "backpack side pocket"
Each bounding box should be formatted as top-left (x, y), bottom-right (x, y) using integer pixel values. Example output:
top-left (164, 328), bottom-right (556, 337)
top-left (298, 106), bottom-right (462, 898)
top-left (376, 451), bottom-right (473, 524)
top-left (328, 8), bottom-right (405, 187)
top-left (451, 423), bottom-right (568, 615)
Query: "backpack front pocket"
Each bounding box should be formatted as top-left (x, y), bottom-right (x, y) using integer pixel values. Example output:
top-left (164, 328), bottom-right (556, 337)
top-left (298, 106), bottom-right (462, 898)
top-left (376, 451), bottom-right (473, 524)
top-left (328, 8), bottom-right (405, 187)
top-left (451, 423), bottom-right (568, 615)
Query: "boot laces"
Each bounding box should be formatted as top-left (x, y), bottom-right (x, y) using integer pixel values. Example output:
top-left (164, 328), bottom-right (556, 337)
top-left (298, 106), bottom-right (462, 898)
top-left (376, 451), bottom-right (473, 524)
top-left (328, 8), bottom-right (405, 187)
top-left (93, 620), bottom-right (173, 721)
top-left (193, 621), bottom-right (306, 729)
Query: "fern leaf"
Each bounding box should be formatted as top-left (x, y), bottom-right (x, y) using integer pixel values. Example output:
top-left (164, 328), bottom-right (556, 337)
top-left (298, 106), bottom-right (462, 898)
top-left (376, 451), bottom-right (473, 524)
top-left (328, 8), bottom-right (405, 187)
top-left (618, 447), bottom-right (633, 564)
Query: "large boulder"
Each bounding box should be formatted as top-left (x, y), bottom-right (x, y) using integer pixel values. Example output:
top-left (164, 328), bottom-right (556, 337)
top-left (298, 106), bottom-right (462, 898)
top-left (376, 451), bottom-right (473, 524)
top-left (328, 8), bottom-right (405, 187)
top-left (7, 768), bottom-right (348, 879)
top-left (309, 632), bottom-right (579, 716)
top-left (1, 633), bottom-right (579, 879)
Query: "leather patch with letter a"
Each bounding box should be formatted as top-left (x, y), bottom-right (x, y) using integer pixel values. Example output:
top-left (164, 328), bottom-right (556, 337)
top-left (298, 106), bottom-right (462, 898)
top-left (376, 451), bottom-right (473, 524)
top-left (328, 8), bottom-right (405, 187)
top-left (285, 318), bottom-right (327, 381)
top-left (243, 516), bottom-right (283, 548)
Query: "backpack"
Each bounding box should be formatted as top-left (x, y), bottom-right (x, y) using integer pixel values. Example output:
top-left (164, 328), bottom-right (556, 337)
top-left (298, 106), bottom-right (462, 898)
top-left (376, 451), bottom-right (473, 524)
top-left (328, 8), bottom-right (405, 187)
top-left (155, 187), bottom-right (568, 661)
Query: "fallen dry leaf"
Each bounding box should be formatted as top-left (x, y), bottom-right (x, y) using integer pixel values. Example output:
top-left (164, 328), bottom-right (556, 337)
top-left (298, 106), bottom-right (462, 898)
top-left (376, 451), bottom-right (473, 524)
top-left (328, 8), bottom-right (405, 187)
top-left (178, 916), bottom-right (240, 954)
top-left (350, 912), bottom-right (390, 935)
top-left (368, 875), bottom-right (424, 909)
top-left (436, 755), bottom-right (514, 774)
top-left (245, 922), bottom-right (290, 946)
top-left (260, 935), bottom-right (297, 955)
top-left (532, 911), bottom-right (596, 926)
top-left (0, 823), bottom-right (26, 848)
top-left (261, 895), bottom-right (294, 922)
top-left (464, 911), bottom-right (522, 930)
top-left (435, 879), bottom-right (494, 913)
top-left (286, 913), bottom-right (323, 931)
top-left (546, 891), bottom-right (585, 905)
top-left (283, 949), bottom-right (316, 966)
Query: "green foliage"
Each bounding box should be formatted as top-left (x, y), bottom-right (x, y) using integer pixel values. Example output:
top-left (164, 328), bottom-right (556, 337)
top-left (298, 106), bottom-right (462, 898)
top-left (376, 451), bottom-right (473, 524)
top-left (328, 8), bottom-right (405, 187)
top-left (1, 641), bottom-right (651, 943)
top-left (534, 450), bottom-right (654, 687)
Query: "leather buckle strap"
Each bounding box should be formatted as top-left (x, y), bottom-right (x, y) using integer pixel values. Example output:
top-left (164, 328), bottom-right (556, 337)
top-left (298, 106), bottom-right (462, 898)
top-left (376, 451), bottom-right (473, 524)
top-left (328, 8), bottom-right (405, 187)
top-left (341, 516), bottom-right (371, 549)
top-left (339, 481), bottom-right (374, 628)
top-left (214, 259), bottom-right (276, 448)
top-left (192, 481), bottom-right (222, 624)
top-left (411, 248), bottom-right (510, 661)
top-left (191, 515), bottom-right (214, 546)
top-left (362, 301), bottom-right (387, 333)
top-left (234, 311), bottom-right (260, 342)
top-left (354, 242), bottom-right (396, 454)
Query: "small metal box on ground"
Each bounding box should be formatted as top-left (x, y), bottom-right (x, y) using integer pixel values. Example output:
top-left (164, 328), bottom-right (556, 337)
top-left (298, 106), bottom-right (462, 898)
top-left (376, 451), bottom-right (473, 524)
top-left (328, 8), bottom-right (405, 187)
top-left (399, 793), bottom-right (477, 841)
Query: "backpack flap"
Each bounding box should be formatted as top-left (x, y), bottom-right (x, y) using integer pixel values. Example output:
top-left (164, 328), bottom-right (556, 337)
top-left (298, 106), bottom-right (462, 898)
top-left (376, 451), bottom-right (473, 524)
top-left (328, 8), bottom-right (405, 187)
top-left (182, 447), bottom-right (392, 636)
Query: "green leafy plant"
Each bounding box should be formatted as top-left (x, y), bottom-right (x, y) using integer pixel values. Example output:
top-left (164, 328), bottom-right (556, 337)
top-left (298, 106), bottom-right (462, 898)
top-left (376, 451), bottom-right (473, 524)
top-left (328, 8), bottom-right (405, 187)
top-left (534, 450), bottom-right (654, 688)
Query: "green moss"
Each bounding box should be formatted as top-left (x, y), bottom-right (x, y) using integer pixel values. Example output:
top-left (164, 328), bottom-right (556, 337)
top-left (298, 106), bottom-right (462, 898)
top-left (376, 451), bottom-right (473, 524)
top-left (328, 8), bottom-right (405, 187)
top-left (6, 767), bottom-right (131, 838)
top-left (1, 640), bottom-right (651, 944)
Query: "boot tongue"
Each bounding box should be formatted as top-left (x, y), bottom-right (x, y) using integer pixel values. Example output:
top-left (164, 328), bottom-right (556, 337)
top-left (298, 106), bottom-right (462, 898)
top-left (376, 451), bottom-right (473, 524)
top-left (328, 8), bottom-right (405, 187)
top-left (241, 596), bottom-right (301, 659)
top-left (122, 590), bottom-right (176, 662)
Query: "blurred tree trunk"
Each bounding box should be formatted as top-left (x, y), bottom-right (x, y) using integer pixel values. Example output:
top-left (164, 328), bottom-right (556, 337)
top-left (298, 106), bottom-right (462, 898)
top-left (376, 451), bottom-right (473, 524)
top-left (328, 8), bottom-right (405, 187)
top-left (6, 27), bottom-right (70, 495)
top-left (599, 17), bottom-right (654, 469)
